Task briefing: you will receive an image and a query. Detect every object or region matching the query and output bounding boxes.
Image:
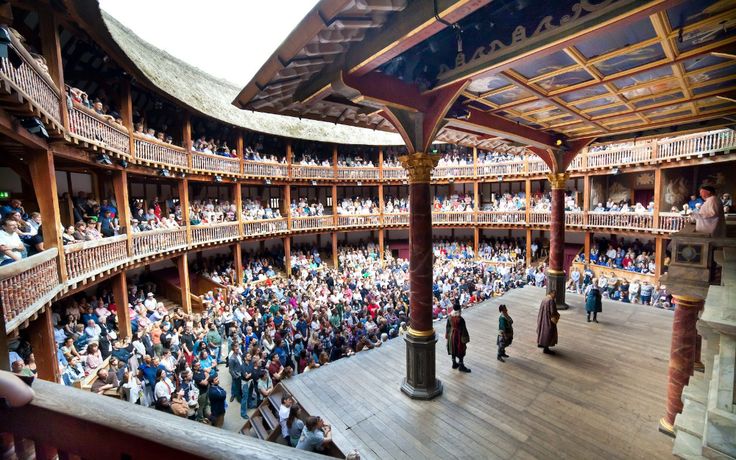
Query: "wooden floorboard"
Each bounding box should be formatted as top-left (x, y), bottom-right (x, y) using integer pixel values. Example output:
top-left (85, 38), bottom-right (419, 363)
top-left (284, 286), bottom-right (675, 459)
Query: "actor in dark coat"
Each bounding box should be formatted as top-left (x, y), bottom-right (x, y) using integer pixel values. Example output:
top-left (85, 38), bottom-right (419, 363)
top-left (537, 290), bottom-right (559, 355)
top-left (497, 304), bottom-right (513, 362)
top-left (585, 284), bottom-right (602, 323)
top-left (446, 302), bottom-right (471, 372)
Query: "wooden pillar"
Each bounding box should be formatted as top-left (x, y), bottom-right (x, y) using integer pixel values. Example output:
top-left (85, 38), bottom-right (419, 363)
top-left (39, 10), bottom-right (69, 130)
top-left (378, 228), bottom-right (385, 266)
top-left (0, 304), bottom-right (8, 371)
top-left (236, 130), bottom-right (244, 175)
top-left (378, 181), bottom-right (385, 226)
top-left (113, 170), bottom-right (132, 256)
top-left (654, 236), bottom-right (665, 284)
top-left (119, 79), bottom-right (135, 158)
top-left (112, 273), bottom-right (131, 339)
top-left (526, 228), bottom-right (532, 266)
top-left (473, 227), bottom-right (479, 260)
top-left (284, 236), bottom-right (292, 276)
top-left (177, 254), bottom-right (192, 314)
top-left (584, 232), bottom-right (592, 264)
top-left (286, 141), bottom-right (293, 179)
top-left (27, 308), bottom-right (60, 382)
top-left (29, 150), bottom-right (67, 282)
top-left (653, 167), bottom-right (662, 231)
top-left (332, 184), bottom-right (338, 227)
top-left (182, 112), bottom-right (192, 152)
top-left (472, 147), bottom-right (478, 176)
top-left (547, 173), bottom-right (569, 306)
top-left (378, 147), bottom-right (384, 180)
top-left (332, 232), bottom-right (338, 268)
top-left (583, 174), bottom-right (590, 227)
top-left (178, 179), bottom-right (192, 244)
top-left (233, 243), bottom-right (243, 286)
top-left (332, 144), bottom-right (338, 179)
top-left (284, 184), bottom-right (292, 230)
top-left (234, 182), bottom-right (243, 237)
top-left (473, 180), bottom-right (479, 222)
top-left (525, 179), bottom-right (531, 224)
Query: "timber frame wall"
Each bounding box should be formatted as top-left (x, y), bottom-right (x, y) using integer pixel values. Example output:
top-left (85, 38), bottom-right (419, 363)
top-left (0, 5), bottom-right (735, 383)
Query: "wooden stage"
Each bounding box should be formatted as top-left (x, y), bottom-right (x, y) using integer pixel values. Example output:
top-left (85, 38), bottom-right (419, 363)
top-left (284, 286), bottom-right (675, 460)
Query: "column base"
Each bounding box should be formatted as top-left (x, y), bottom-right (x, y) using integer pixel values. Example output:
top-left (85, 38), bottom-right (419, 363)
top-left (401, 332), bottom-right (443, 400)
top-left (546, 271), bottom-right (568, 309)
top-left (658, 417), bottom-right (676, 437)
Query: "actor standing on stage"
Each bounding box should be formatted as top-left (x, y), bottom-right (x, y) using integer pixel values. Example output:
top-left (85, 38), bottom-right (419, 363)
top-left (497, 304), bottom-right (513, 362)
top-left (446, 302), bottom-right (471, 373)
top-left (537, 290), bottom-right (559, 355)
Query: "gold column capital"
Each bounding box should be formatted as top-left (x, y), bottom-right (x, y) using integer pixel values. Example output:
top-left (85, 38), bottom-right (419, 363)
top-left (399, 152), bottom-right (440, 184)
top-left (546, 172), bottom-right (570, 189)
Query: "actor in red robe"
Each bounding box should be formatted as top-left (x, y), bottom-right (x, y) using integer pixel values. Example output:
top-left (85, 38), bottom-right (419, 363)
top-left (537, 290), bottom-right (559, 355)
top-left (446, 302), bottom-right (471, 373)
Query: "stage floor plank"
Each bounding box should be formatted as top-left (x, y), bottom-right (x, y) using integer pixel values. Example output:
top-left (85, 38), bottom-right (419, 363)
top-left (284, 286), bottom-right (675, 459)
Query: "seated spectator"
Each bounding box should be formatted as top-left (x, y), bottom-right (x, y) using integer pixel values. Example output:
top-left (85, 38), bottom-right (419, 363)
top-left (0, 218), bottom-right (26, 265)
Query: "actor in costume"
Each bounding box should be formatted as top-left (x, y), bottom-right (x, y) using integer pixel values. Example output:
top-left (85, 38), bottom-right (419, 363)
top-left (446, 301), bottom-right (471, 373)
top-left (691, 185), bottom-right (725, 237)
top-left (497, 304), bottom-right (513, 362)
top-left (585, 282), bottom-right (602, 323)
top-left (537, 290), bottom-right (559, 355)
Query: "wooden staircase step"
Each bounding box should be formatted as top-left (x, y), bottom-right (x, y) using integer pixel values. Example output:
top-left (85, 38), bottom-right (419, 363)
top-left (259, 405), bottom-right (279, 431)
top-left (249, 415), bottom-right (269, 440)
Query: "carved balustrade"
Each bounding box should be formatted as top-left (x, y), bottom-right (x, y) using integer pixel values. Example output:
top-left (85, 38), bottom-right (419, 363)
top-left (291, 216), bottom-right (335, 231)
top-left (291, 165), bottom-right (335, 180)
top-left (132, 228), bottom-right (188, 259)
top-left (244, 218), bottom-right (288, 237)
top-left (587, 211), bottom-right (653, 230)
top-left (0, 27), bottom-right (61, 124)
top-left (133, 136), bottom-right (188, 168)
top-left (432, 212), bottom-right (475, 224)
top-left (191, 151), bottom-right (241, 175)
top-left (382, 167), bottom-right (407, 180)
top-left (587, 143), bottom-right (651, 169)
top-left (0, 249), bottom-right (61, 331)
top-left (477, 211), bottom-right (526, 225)
top-left (565, 211), bottom-right (585, 228)
top-left (529, 212), bottom-right (550, 225)
top-left (337, 214), bottom-right (380, 228)
top-left (63, 235), bottom-right (129, 283)
top-left (527, 158), bottom-right (550, 174)
top-left (658, 212), bottom-right (689, 233)
top-left (476, 161), bottom-right (524, 177)
top-left (657, 128), bottom-right (736, 160)
top-left (68, 106), bottom-right (130, 156)
top-left (191, 222), bottom-right (241, 245)
top-left (337, 167), bottom-right (379, 180)
top-left (383, 213), bottom-right (409, 226)
top-left (243, 160), bottom-right (289, 178)
top-left (433, 164), bottom-right (474, 179)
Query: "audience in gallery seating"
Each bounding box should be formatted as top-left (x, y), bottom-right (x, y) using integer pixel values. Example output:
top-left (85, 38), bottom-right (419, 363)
top-left (66, 85), bottom-right (125, 128)
top-left (192, 136), bottom-right (237, 158)
top-left (188, 199), bottom-right (238, 225)
top-left (576, 236), bottom-right (657, 274)
top-left (567, 264), bottom-right (672, 309)
top-left (336, 197), bottom-right (379, 215)
top-left (337, 153), bottom-right (375, 167)
top-left (591, 199), bottom-right (653, 214)
top-left (290, 198), bottom-right (327, 218)
top-left (482, 192), bottom-right (526, 212)
top-left (241, 199), bottom-right (282, 221)
top-left (296, 152), bottom-right (331, 167)
top-left (432, 193), bottom-right (474, 212)
top-left (530, 192), bottom-right (582, 212)
top-left (383, 196), bottom-right (409, 213)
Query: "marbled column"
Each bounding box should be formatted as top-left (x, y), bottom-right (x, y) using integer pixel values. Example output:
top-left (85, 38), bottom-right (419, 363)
top-left (660, 295), bottom-right (704, 434)
top-left (399, 152), bottom-right (442, 400)
top-left (546, 173), bottom-right (568, 307)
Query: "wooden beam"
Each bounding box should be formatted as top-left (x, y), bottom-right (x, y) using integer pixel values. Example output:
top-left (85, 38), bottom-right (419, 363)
top-left (113, 170), bottom-right (132, 256)
top-left (39, 9), bottom-right (69, 131)
top-left (177, 254), bottom-right (192, 314)
top-left (233, 242), bottom-right (243, 286)
top-left (113, 273), bottom-right (131, 339)
top-left (450, 109), bottom-right (557, 150)
top-left (178, 179), bottom-right (191, 245)
top-left (332, 231), bottom-right (338, 269)
top-left (27, 307), bottom-right (59, 382)
top-left (284, 236), bottom-right (292, 277)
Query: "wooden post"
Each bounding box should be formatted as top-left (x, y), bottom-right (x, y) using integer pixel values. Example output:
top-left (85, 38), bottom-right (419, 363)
top-left (584, 232), bottom-right (592, 264)
top-left (39, 10), bottom-right (69, 131)
top-left (233, 243), bottom-right (243, 286)
top-left (119, 79), bottom-right (135, 158)
top-left (332, 184), bottom-right (338, 227)
top-left (473, 227), bottom-right (479, 260)
top-left (182, 113), bottom-right (192, 170)
top-left (113, 170), bottom-right (132, 256)
top-left (526, 228), bottom-right (532, 265)
top-left (237, 130), bottom-right (244, 175)
top-left (27, 308), bottom-right (60, 382)
top-left (178, 179), bottom-right (191, 245)
top-left (284, 184), bottom-right (291, 230)
top-left (583, 174), bottom-right (590, 227)
top-left (0, 304), bottom-right (8, 371)
top-left (29, 150), bottom-right (67, 282)
top-left (654, 236), bottom-right (665, 285)
top-left (378, 181), bottom-right (384, 226)
top-left (284, 236), bottom-right (292, 276)
top-left (112, 273), bottom-right (131, 339)
top-left (473, 180), bottom-right (479, 222)
top-left (286, 141), bottom-right (293, 178)
top-left (472, 147), bottom-right (478, 177)
top-left (378, 147), bottom-right (384, 180)
top-left (177, 254), bottom-right (192, 314)
top-left (332, 232), bottom-right (338, 269)
top-left (333, 144), bottom-right (338, 180)
top-left (378, 228), bottom-right (385, 266)
top-left (653, 168), bottom-right (662, 231)
top-left (525, 179), bottom-right (531, 224)
top-left (234, 182), bottom-right (243, 237)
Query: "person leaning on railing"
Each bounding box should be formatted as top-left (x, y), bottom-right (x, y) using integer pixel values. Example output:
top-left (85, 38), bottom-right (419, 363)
top-left (0, 217), bottom-right (26, 265)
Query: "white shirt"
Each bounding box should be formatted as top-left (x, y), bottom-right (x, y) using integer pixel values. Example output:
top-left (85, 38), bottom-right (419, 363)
top-left (279, 404), bottom-right (291, 437)
top-left (0, 229), bottom-right (23, 262)
top-left (154, 378), bottom-right (173, 400)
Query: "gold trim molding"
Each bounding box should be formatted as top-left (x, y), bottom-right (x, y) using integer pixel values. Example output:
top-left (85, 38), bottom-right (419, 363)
top-left (547, 268), bottom-right (565, 275)
top-left (671, 294), bottom-right (705, 308)
top-left (546, 172), bottom-right (570, 189)
top-left (399, 153), bottom-right (440, 184)
top-left (407, 327), bottom-right (435, 338)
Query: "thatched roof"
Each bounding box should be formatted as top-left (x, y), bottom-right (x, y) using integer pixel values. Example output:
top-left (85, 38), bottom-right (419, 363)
top-left (78, 2), bottom-right (404, 145)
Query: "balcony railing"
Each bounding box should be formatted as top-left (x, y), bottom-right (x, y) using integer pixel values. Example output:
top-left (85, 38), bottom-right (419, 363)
top-left (243, 160), bottom-right (288, 178)
top-left (191, 151), bottom-right (241, 175)
top-left (658, 212), bottom-right (689, 233)
top-left (244, 218), bottom-right (288, 237)
top-left (383, 213), bottom-right (409, 226)
top-left (657, 129), bottom-right (736, 160)
top-left (337, 167), bottom-right (379, 180)
top-left (0, 27), bottom-right (61, 125)
top-left (477, 161), bottom-right (524, 177)
top-left (291, 165), bottom-right (335, 180)
top-left (433, 212), bottom-right (475, 224)
top-left (291, 215), bottom-right (334, 230)
top-left (191, 221), bottom-right (241, 245)
top-left (565, 211), bottom-right (585, 227)
top-left (337, 214), bottom-right (380, 228)
top-left (433, 164), bottom-right (474, 178)
top-left (0, 249), bottom-right (61, 332)
top-left (587, 211), bottom-right (653, 230)
top-left (528, 158), bottom-right (550, 174)
top-left (134, 135), bottom-right (189, 169)
top-left (63, 235), bottom-right (129, 283)
top-left (68, 105), bottom-right (130, 156)
top-left (477, 211), bottom-right (526, 224)
top-left (529, 212), bottom-right (550, 225)
top-left (132, 228), bottom-right (188, 259)
top-left (587, 143), bottom-right (651, 169)
top-left (383, 167), bottom-right (407, 180)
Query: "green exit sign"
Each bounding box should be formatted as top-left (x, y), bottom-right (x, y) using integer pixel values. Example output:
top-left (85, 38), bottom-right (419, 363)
top-left (0, 192), bottom-right (9, 199)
